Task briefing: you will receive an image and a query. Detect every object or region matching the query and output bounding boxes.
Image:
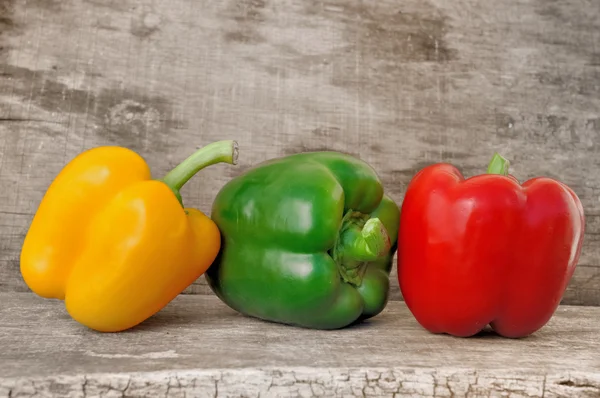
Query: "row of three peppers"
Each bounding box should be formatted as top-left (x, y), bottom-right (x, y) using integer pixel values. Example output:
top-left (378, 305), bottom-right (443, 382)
top-left (20, 140), bottom-right (585, 338)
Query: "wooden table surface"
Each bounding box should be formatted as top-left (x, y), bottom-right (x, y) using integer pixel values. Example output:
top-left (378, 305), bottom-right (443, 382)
top-left (0, 293), bottom-right (598, 397)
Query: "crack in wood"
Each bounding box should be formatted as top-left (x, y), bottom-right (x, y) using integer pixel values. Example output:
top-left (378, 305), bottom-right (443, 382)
top-left (0, 211), bottom-right (33, 217)
top-left (0, 117), bottom-right (64, 124)
top-left (557, 379), bottom-right (600, 389)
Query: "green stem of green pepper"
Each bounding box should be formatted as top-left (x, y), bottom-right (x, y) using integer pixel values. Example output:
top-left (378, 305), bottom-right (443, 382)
top-left (486, 152), bottom-right (510, 176)
top-left (340, 218), bottom-right (390, 261)
top-left (161, 140), bottom-right (239, 206)
top-left (333, 211), bottom-right (391, 286)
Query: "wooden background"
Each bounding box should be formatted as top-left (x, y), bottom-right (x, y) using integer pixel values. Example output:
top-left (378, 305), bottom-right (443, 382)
top-left (1, 0), bottom-right (598, 305)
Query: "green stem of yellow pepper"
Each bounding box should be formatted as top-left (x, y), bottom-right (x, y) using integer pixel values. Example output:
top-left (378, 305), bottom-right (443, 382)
top-left (161, 140), bottom-right (239, 206)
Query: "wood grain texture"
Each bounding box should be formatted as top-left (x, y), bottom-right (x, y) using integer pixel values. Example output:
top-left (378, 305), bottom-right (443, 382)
top-left (0, 0), bottom-right (599, 304)
top-left (1, 293), bottom-right (599, 397)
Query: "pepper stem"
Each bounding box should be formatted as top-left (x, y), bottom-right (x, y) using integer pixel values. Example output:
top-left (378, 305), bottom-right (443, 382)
top-left (332, 211), bottom-right (391, 286)
top-left (161, 140), bottom-right (238, 205)
top-left (341, 218), bottom-right (390, 261)
top-left (487, 152), bottom-right (510, 176)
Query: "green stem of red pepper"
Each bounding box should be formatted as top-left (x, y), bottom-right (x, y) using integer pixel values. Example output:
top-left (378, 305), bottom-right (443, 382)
top-left (333, 211), bottom-right (391, 286)
top-left (161, 140), bottom-right (239, 206)
top-left (486, 152), bottom-right (510, 176)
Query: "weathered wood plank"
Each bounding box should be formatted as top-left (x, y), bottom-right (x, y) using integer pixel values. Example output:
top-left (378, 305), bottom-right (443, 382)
top-left (3, 369), bottom-right (600, 398)
top-left (1, 0), bottom-right (599, 304)
top-left (0, 293), bottom-right (599, 397)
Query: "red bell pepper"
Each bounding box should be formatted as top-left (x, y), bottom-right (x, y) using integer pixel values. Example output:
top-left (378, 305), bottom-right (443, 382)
top-left (397, 153), bottom-right (585, 338)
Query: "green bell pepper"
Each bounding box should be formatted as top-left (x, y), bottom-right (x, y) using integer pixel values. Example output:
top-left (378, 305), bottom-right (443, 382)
top-left (205, 151), bottom-right (400, 329)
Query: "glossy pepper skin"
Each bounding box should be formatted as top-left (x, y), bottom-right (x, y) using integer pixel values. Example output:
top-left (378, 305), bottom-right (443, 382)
top-left (20, 140), bottom-right (238, 332)
top-left (398, 154), bottom-right (585, 338)
top-left (206, 151), bottom-right (400, 329)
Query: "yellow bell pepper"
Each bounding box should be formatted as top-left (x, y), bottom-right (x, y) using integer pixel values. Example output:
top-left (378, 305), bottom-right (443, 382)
top-left (20, 140), bottom-right (238, 332)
